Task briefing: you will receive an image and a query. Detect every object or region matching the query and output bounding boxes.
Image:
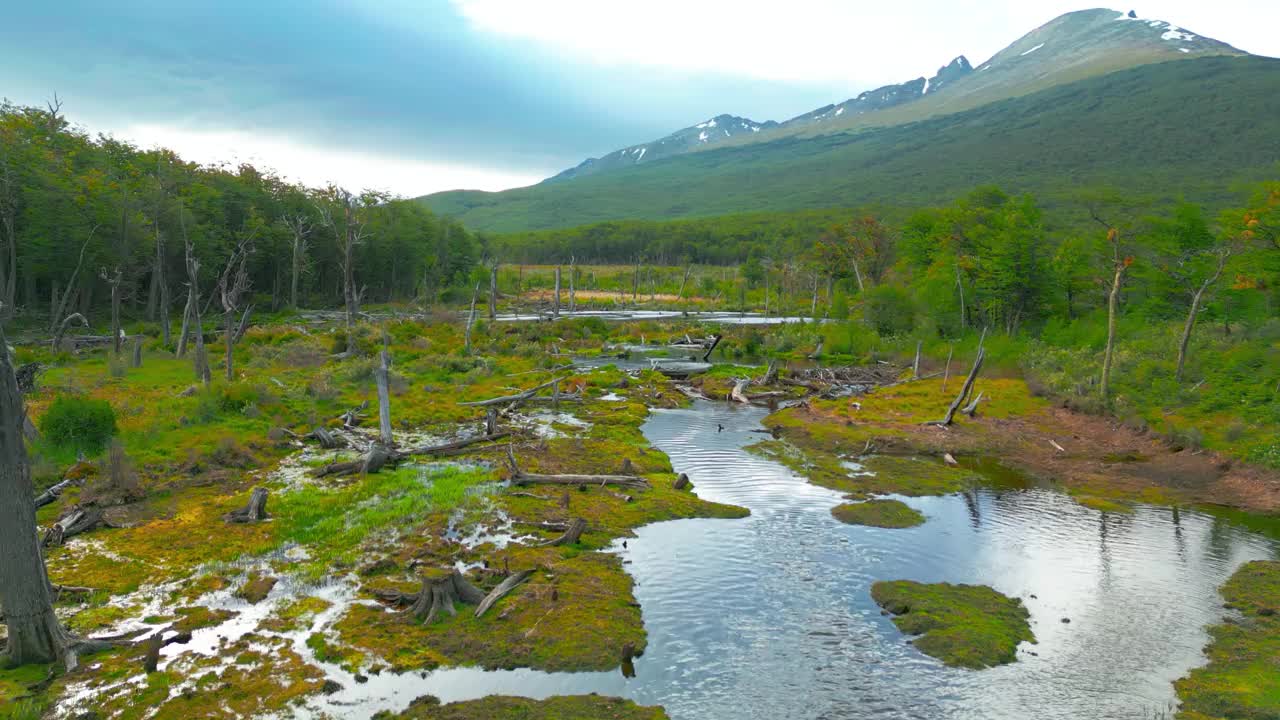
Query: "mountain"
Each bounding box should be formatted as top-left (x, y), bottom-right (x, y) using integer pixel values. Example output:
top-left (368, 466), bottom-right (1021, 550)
top-left (423, 56), bottom-right (1280, 232)
top-left (548, 114), bottom-right (777, 182)
top-left (421, 9), bottom-right (1263, 232)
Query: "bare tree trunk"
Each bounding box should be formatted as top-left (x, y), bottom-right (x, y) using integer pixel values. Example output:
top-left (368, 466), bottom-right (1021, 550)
top-left (376, 347), bottom-right (393, 446)
top-left (678, 263), bottom-right (692, 302)
top-left (488, 262), bottom-right (498, 320)
top-left (1101, 263), bottom-right (1125, 400)
top-left (50, 233), bottom-right (93, 335)
top-left (154, 224), bottom-right (170, 346)
top-left (569, 257), bottom-right (576, 314)
top-left (464, 282), bottom-right (479, 355)
top-left (1175, 250), bottom-right (1229, 382)
top-left (851, 256), bottom-right (865, 293)
top-left (176, 292), bottom-right (192, 358)
top-left (291, 238), bottom-right (302, 310)
top-left (553, 266), bottom-right (561, 318)
top-left (811, 274), bottom-right (819, 319)
top-left (181, 209), bottom-right (211, 385)
top-left (0, 323), bottom-right (68, 666)
top-left (912, 341), bottom-right (922, 379)
top-left (954, 260), bottom-right (966, 331)
top-left (632, 258), bottom-right (640, 303)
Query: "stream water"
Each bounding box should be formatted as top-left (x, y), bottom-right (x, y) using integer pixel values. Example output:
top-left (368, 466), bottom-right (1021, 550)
top-left (398, 401), bottom-right (1278, 720)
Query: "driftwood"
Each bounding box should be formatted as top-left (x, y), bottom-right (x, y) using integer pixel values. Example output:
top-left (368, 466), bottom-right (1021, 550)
top-left (475, 568), bottom-right (534, 618)
top-left (42, 507), bottom-right (103, 547)
top-left (539, 518), bottom-right (587, 547)
top-left (226, 488), bottom-right (269, 523)
top-left (730, 378), bottom-right (751, 404)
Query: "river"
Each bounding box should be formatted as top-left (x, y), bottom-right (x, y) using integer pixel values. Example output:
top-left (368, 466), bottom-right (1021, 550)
top-left (398, 400), bottom-right (1277, 719)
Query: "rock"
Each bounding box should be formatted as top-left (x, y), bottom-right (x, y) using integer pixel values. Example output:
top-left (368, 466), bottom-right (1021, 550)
top-left (355, 674), bottom-right (369, 684)
top-left (1061, 617), bottom-right (1071, 624)
top-left (321, 679), bottom-right (343, 695)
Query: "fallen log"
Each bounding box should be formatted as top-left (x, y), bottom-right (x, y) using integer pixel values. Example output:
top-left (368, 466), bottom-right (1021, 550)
top-left (459, 376), bottom-right (571, 408)
top-left (512, 473), bottom-right (651, 490)
top-left (701, 334), bottom-right (722, 362)
top-left (226, 487), bottom-right (269, 523)
top-left (730, 378), bottom-right (751, 404)
top-left (35, 475), bottom-right (80, 509)
top-left (42, 507), bottom-right (103, 547)
top-left (338, 400), bottom-right (369, 428)
top-left (475, 569), bottom-right (535, 618)
top-left (403, 431), bottom-right (511, 457)
top-left (539, 517), bottom-right (587, 547)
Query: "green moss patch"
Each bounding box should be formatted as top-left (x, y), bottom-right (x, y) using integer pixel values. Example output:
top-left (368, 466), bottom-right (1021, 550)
top-left (1175, 560), bottom-right (1280, 719)
top-left (831, 499), bottom-right (925, 528)
top-left (871, 580), bottom-right (1035, 669)
top-left (375, 694), bottom-right (669, 720)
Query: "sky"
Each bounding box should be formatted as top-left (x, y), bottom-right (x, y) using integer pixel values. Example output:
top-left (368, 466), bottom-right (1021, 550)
top-left (1, 0), bottom-right (1277, 197)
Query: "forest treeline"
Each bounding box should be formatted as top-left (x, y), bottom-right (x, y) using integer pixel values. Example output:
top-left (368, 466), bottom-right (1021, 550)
top-left (0, 101), bottom-right (482, 333)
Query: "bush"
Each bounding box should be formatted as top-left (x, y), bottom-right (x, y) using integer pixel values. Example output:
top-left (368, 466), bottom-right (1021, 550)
top-left (40, 396), bottom-right (117, 454)
top-left (862, 285), bottom-right (917, 337)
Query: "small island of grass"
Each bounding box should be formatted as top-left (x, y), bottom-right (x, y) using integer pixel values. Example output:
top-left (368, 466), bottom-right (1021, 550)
top-left (871, 580), bottom-right (1035, 669)
top-left (375, 694), bottom-right (670, 720)
top-left (831, 499), bottom-right (925, 528)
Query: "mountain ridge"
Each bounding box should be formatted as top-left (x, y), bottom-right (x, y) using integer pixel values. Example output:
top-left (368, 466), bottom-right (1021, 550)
top-left (471, 7), bottom-right (1247, 189)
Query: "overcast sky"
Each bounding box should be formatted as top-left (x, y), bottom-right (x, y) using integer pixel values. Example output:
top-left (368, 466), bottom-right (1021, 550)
top-left (1, 1), bottom-right (1276, 197)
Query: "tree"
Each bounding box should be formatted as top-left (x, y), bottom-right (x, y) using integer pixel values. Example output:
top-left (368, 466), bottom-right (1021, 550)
top-left (217, 233), bottom-right (254, 381)
top-left (281, 213), bottom-right (311, 310)
top-left (0, 322), bottom-right (68, 666)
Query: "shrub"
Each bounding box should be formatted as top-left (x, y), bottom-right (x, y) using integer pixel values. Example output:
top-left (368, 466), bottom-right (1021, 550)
top-left (862, 285), bottom-right (917, 337)
top-left (40, 396), bottom-right (117, 454)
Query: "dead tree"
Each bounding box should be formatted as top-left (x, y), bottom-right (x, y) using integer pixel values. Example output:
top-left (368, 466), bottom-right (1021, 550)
top-left (488, 261), bottom-right (498, 321)
top-left (539, 517), bottom-right (586, 547)
top-left (677, 263), bottom-right (692, 302)
top-left (464, 282), bottom-right (480, 355)
top-left (504, 446), bottom-right (650, 490)
top-left (149, 183), bottom-right (172, 347)
top-left (316, 187), bottom-right (378, 355)
top-left (475, 569), bottom-right (533, 617)
top-left (216, 237), bottom-right (253, 381)
top-left (568, 256), bottom-right (576, 314)
top-left (912, 341), bottom-right (922, 379)
top-left (42, 507), bottom-right (104, 547)
top-left (730, 378), bottom-right (751, 404)
top-left (1175, 245), bottom-right (1232, 382)
top-left (0, 322), bottom-right (68, 665)
top-left (49, 232), bottom-right (94, 348)
top-left (180, 207), bottom-right (210, 384)
top-left (553, 266), bottom-right (561, 318)
top-left (937, 344), bottom-right (985, 426)
top-left (50, 313), bottom-right (89, 353)
top-left (375, 347), bottom-right (393, 446)
top-left (282, 213), bottom-right (311, 310)
top-left (130, 337), bottom-right (143, 368)
top-left (226, 488), bottom-right (269, 523)
top-left (98, 267), bottom-right (124, 356)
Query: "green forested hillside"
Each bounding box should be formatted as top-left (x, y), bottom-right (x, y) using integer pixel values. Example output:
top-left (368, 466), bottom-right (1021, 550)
top-left (423, 56), bottom-right (1280, 233)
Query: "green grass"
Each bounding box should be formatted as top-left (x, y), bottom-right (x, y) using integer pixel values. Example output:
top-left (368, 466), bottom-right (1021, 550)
top-left (1175, 561), bottom-right (1280, 719)
top-left (871, 580), bottom-right (1035, 669)
top-left (831, 499), bottom-right (926, 528)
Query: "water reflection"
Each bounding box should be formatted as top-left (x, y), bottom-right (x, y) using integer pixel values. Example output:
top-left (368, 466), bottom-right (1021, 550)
top-left (391, 401), bottom-right (1276, 720)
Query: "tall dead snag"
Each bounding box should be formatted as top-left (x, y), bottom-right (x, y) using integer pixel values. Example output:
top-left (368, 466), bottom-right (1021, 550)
top-left (375, 347), bottom-right (393, 446)
top-left (464, 282), bottom-right (480, 355)
top-left (282, 213), bottom-right (311, 310)
top-left (180, 207), bottom-right (210, 384)
top-left (553, 266), bottom-right (561, 318)
top-left (912, 341), bottom-right (922, 379)
top-left (1175, 246), bottom-right (1232, 382)
top-left (226, 488), bottom-right (269, 523)
top-left (1090, 212), bottom-right (1130, 401)
top-left (677, 263), bottom-right (692, 303)
top-left (568, 257), bottom-right (576, 314)
top-left (217, 237), bottom-right (253, 382)
top-left (99, 267), bottom-right (124, 356)
top-left (49, 232), bottom-right (93, 349)
top-left (130, 337), bottom-right (143, 368)
top-left (0, 322), bottom-right (69, 666)
top-left (151, 197), bottom-right (171, 347)
top-left (937, 345), bottom-right (985, 426)
top-left (488, 261), bottom-right (498, 321)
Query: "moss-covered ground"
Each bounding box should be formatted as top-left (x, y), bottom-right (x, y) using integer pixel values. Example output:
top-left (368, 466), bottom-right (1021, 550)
top-left (1175, 561), bottom-right (1280, 720)
top-left (870, 580), bottom-right (1035, 669)
top-left (831, 499), bottom-right (925, 528)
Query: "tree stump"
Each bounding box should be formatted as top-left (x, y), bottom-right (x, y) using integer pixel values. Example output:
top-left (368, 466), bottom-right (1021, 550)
top-left (226, 488), bottom-right (269, 523)
top-left (673, 473), bottom-right (691, 490)
top-left (540, 517), bottom-right (586, 547)
top-left (42, 507), bottom-right (103, 547)
top-left (409, 569), bottom-right (487, 624)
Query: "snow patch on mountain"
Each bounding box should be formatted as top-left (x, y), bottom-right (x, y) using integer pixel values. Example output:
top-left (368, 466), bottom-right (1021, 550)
top-left (1021, 42), bottom-right (1046, 56)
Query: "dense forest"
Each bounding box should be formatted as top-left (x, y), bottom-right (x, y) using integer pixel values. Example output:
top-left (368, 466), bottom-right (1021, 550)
top-left (0, 101), bottom-right (481, 334)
